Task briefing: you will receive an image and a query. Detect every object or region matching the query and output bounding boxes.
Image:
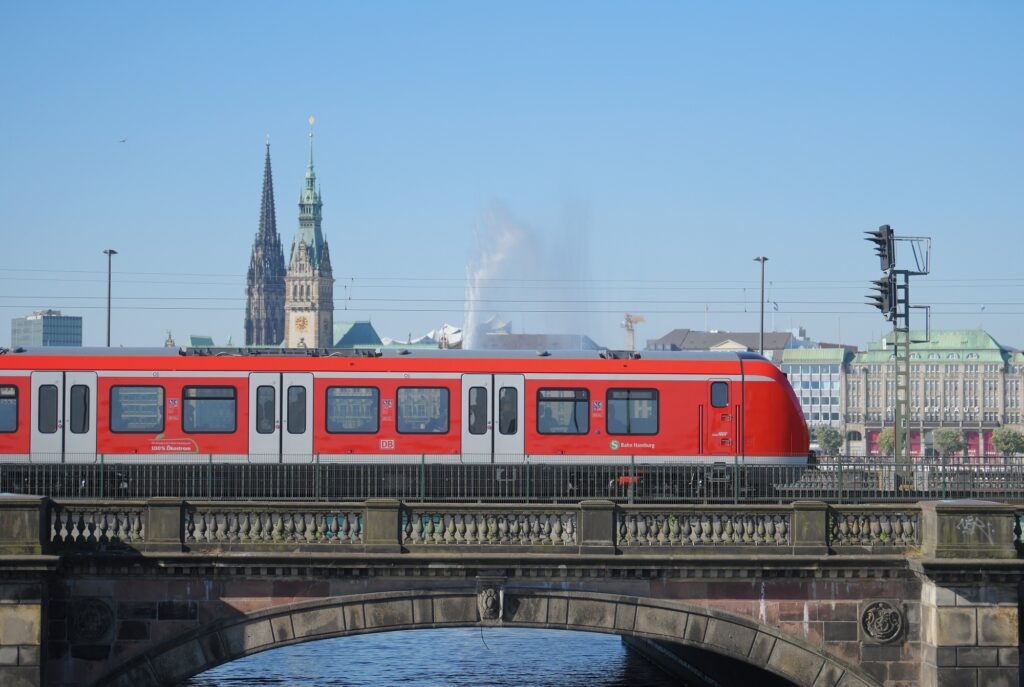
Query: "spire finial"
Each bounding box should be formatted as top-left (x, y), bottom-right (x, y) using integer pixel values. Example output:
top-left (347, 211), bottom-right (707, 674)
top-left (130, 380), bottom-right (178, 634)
top-left (307, 116), bottom-right (315, 171)
top-left (266, 133), bottom-right (270, 147)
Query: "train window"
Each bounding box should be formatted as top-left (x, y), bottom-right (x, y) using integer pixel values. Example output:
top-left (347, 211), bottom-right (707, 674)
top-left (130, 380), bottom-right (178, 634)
top-left (537, 388), bottom-right (589, 435)
top-left (38, 385), bottom-right (59, 434)
top-left (711, 382), bottom-right (729, 408)
top-left (396, 387), bottom-right (449, 434)
top-left (69, 385), bottom-right (90, 434)
top-left (256, 386), bottom-right (276, 434)
top-left (607, 389), bottom-right (658, 435)
top-left (468, 387), bottom-right (487, 435)
top-left (182, 386), bottom-right (236, 434)
top-left (326, 387), bottom-right (379, 433)
top-left (287, 386), bottom-right (306, 434)
top-left (110, 386), bottom-right (164, 433)
top-left (498, 387), bottom-right (517, 435)
top-left (0, 386), bottom-right (17, 433)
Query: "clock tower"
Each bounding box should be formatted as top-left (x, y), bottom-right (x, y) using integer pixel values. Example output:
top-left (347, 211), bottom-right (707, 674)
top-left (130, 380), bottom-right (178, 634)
top-left (284, 118), bottom-right (334, 348)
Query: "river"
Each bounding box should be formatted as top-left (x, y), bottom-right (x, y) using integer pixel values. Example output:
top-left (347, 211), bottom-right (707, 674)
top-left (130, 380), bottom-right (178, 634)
top-left (181, 628), bottom-right (682, 686)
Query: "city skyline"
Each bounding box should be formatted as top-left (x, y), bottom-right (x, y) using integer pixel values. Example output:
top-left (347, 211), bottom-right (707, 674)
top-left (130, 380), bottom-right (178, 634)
top-left (1, 3), bottom-right (1021, 350)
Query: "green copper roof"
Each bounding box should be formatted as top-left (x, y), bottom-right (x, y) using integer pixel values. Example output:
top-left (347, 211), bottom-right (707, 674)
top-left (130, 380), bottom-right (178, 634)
top-left (290, 127), bottom-right (327, 270)
top-left (334, 321), bottom-right (383, 348)
top-left (780, 348), bottom-right (852, 364)
top-left (855, 329), bottom-right (1009, 364)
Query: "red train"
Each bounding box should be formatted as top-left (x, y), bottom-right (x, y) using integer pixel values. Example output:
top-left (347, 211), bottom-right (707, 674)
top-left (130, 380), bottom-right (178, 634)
top-left (0, 348), bottom-right (808, 464)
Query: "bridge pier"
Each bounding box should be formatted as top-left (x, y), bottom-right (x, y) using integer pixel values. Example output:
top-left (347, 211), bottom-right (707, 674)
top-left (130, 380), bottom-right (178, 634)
top-left (915, 501), bottom-right (1020, 687)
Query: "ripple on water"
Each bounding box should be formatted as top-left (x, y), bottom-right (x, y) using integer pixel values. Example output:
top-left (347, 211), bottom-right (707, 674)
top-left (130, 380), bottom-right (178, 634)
top-left (181, 628), bottom-right (682, 687)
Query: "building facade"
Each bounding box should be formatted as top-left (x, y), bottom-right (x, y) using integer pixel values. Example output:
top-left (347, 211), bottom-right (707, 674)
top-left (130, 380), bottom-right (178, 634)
top-left (844, 330), bottom-right (1022, 456)
top-left (284, 129), bottom-right (334, 348)
top-left (780, 348), bottom-right (854, 429)
top-left (244, 142), bottom-right (287, 346)
top-left (11, 310), bottom-right (82, 347)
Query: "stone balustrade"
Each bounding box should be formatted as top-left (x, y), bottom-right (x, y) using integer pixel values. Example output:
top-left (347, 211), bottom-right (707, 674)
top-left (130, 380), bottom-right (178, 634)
top-left (402, 507), bottom-right (578, 546)
top-left (185, 505), bottom-right (364, 545)
top-left (49, 502), bottom-right (146, 547)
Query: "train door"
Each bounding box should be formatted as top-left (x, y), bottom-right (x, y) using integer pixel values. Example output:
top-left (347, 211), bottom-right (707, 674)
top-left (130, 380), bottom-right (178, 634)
top-left (248, 373), bottom-right (281, 460)
top-left (64, 372), bottom-right (97, 463)
top-left (705, 380), bottom-right (735, 456)
top-left (30, 372), bottom-right (63, 463)
top-left (461, 374), bottom-right (492, 461)
top-left (493, 374), bottom-right (525, 458)
top-left (281, 373), bottom-right (313, 462)
top-left (461, 374), bottom-right (525, 462)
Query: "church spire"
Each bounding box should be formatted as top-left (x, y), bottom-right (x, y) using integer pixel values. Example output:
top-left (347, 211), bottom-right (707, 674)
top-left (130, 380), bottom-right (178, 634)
top-left (258, 137), bottom-right (278, 241)
top-left (245, 137), bottom-right (286, 346)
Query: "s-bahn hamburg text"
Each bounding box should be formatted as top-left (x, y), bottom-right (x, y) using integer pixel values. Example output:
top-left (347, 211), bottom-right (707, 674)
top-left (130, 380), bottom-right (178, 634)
top-left (0, 349), bottom-right (808, 464)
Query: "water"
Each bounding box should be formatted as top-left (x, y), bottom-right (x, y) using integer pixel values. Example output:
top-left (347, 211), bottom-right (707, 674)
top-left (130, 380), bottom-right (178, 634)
top-left (182, 628), bottom-right (681, 687)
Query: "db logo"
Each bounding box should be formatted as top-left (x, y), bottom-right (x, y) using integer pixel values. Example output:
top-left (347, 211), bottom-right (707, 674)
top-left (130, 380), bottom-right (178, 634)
top-left (380, 439), bottom-right (395, 450)
top-left (383, 399), bottom-right (393, 409)
top-left (592, 401), bottom-right (603, 411)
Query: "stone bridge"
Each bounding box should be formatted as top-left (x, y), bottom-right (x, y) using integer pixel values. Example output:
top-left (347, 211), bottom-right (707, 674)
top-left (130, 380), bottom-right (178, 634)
top-left (0, 498), bottom-right (1020, 687)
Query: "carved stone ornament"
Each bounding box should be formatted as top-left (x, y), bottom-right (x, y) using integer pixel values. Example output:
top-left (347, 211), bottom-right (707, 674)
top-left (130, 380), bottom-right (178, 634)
top-left (478, 587), bottom-right (501, 621)
top-left (861, 600), bottom-right (903, 643)
top-left (70, 598), bottom-right (115, 644)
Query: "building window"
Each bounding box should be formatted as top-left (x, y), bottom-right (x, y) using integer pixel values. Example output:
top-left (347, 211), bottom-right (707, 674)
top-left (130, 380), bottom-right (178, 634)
top-left (397, 387), bottom-right (449, 434)
top-left (607, 389), bottom-right (659, 435)
top-left (0, 386), bottom-right (17, 433)
top-left (537, 388), bottom-right (589, 435)
top-left (183, 386), bottom-right (237, 433)
top-left (326, 387), bottom-right (379, 434)
top-left (110, 386), bottom-right (165, 433)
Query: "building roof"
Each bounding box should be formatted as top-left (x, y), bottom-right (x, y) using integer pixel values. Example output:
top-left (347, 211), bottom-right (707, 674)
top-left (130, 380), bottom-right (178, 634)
top-left (188, 335), bottom-right (216, 347)
top-left (646, 328), bottom-right (795, 352)
top-left (781, 348), bottom-right (853, 364)
top-left (855, 329), bottom-right (1009, 364)
top-left (476, 333), bottom-right (602, 351)
top-left (333, 321), bottom-right (382, 348)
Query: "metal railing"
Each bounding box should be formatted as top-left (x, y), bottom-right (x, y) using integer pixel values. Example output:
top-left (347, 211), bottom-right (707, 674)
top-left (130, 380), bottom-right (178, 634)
top-left (3, 453), bottom-right (1024, 504)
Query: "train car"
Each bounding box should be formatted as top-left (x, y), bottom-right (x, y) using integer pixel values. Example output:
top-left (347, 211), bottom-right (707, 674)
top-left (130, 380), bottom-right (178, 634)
top-left (0, 347), bottom-right (808, 465)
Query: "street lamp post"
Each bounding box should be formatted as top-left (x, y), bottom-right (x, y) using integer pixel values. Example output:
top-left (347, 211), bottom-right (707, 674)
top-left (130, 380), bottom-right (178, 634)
top-left (103, 249), bottom-right (117, 346)
top-left (753, 256), bottom-right (768, 355)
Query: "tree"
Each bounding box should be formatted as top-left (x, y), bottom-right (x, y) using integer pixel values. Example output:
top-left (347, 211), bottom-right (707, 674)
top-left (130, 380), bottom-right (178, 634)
top-left (877, 427), bottom-right (894, 456)
top-left (812, 424), bottom-right (843, 456)
top-left (991, 426), bottom-right (1024, 456)
top-left (932, 428), bottom-right (965, 458)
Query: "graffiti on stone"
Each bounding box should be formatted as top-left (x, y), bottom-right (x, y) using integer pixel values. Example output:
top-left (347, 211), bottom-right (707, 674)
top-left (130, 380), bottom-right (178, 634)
top-left (955, 515), bottom-right (994, 544)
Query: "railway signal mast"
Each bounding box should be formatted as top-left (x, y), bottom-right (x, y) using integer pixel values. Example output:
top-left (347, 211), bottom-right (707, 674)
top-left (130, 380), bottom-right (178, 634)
top-left (864, 225), bottom-right (931, 469)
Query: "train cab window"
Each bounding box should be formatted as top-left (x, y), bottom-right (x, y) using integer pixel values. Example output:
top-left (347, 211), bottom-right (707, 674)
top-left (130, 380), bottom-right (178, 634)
top-left (69, 385), bottom-right (90, 434)
top-left (607, 389), bottom-right (658, 435)
top-left (110, 386), bottom-right (164, 433)
top-left (256, 386), bottom-right (276, 434)
top-left (537, 388), bottom-right (589, 435)
top-left (498, 387), bottom-right (518, 435)
top-left (711, 382), bottom-right (729, 408)
top-left (182, 386), bottom-right (236, 433)
top-left (396, 387), bottom-right (449, 434)
top-left (0, 386), bottom-right (17, 433)
top-left (38, 385), bottom-right (59, 434)
top-left (468, 387), bottom-right (487, 435)
top-left (287, 386), bottom-right (306, 435)
top-left (326, 387), bottom-right (379, 433)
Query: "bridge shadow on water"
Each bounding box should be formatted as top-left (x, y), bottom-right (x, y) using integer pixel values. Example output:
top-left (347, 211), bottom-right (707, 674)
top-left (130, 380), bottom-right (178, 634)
top-left (179, 627), bottom-right (795, 687)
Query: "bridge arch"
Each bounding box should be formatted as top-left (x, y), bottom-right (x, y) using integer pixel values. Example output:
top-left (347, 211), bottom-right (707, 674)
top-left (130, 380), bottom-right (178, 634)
top-left (97, 588), bottom-right (880, 687)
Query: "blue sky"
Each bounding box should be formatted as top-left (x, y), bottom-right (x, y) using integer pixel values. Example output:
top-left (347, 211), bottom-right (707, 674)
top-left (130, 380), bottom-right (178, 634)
top-left (1, 2), bottom-right (1021, 349)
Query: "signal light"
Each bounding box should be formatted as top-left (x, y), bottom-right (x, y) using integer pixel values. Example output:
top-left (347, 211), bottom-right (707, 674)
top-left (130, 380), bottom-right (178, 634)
top-left (867, 273), bottom-right (897, 321)
top-left (865, 224), bottom-right (895, 272)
